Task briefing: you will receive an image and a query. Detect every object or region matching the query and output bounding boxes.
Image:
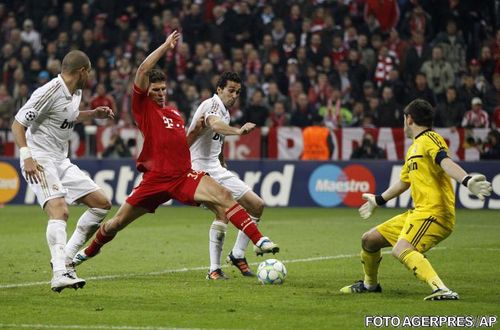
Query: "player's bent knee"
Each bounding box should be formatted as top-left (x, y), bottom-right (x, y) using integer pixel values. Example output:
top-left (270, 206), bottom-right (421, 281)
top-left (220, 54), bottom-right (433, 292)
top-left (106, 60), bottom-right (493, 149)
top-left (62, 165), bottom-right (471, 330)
top-left (253, 197), bottom-right (265, 215)
top-left (361, 231), bottom-right (379, 252)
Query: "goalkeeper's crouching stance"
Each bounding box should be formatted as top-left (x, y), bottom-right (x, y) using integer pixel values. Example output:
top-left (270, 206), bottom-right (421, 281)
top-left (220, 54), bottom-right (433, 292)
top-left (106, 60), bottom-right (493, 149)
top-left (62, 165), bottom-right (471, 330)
top-left (340, 99), bottom-right (492, 301)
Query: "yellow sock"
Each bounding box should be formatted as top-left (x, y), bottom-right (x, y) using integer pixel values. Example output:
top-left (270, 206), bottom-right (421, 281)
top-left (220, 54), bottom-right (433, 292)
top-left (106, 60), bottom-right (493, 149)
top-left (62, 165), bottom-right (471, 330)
top-left (398, 249), bottom-right (448, 291)
top-left (361, 249), bottom-right (382, 287)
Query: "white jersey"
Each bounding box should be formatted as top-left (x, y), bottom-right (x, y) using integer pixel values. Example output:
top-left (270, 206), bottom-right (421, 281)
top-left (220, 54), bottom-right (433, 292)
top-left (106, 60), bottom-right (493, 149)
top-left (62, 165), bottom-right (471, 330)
top-left (189, 94), bottom-right (230, 170)
top-left (15, 74), bottom-right (82, 160)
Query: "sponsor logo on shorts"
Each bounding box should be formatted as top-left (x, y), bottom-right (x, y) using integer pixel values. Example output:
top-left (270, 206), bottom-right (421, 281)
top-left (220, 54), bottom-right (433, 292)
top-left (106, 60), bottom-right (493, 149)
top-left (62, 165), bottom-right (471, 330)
top-left (0, 162), bottom-right (20, 204)
top-left (308, 164), bottom-right (375, 207)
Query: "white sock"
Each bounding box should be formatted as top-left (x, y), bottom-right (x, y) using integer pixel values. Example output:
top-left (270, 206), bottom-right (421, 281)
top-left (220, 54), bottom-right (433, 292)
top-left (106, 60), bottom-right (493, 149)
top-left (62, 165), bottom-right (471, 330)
top-left (231, 216), bottom-right (259, 259)
top-left (46, 219), bottom-right (67, 273)
top-left (209, 220), bottom-right (227, 272)
top-left (65, 208), bottom-right (108, 262)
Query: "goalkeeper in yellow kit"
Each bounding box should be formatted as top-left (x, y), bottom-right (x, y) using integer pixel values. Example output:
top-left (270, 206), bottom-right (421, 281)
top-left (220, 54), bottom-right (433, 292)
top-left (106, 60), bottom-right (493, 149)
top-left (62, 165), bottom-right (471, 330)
top-left (340, 99), bottom-right (492, 300)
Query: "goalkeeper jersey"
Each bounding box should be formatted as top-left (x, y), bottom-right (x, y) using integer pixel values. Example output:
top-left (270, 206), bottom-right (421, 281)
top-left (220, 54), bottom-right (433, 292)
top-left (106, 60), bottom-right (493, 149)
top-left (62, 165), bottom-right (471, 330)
top-left (400, 129), bottom-right (455, 220)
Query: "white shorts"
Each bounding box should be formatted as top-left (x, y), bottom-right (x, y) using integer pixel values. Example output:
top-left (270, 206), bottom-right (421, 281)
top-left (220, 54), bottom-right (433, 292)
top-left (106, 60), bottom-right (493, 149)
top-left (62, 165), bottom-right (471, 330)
top-left (21, 157), bottom-right (100, 208)
top-left (204, 166), bottom-right (251, 201)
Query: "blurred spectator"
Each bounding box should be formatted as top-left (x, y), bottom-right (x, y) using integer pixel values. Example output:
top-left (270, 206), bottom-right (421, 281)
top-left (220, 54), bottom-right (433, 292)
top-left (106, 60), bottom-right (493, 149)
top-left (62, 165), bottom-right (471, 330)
top-left (307, 33), bottom-right (325, 67)
top-left (346, 49), bottom-right (369, 100)
top-left (387, 29), bottom-right (408, 65)
top-left (301, 115), bottom-right (333, 160)
top-left (458, 73), bottom-right (481, 109)
top-left (266, 101), bottom-right (290, 128)
top-left (290, 93), bottom-right (316, 127)
top-left (241, 89), bottom-right (269, 127)
top-left (479, 46), bottom-right (495, 84)
top-left (265, 81), bottom-right (287, 108)
top-left (350, 101), bottom-right (366, 127)
top-left (433, 19), bottom-right (466, 76)
top-left (461, 97), bottom-right (490, 128)
top-left (492, 106), bottom-right (500, 129)
top-left (420, 46), bottom-right (454, 101)
top-left (382, 69), bottom-right (406, 105)
top-left (479, 130), bottom-right (500, 160)
top-left (435, 87), bottom-right (466, 128)
top-left (350, 132), bottom-right (385, 159)
top-left (374, 46), bottom-right (397, 87)
top-left (90, 83), bottom-right (117, 125)
top-left (401, 4), bottom-right (432, 38)
top-left (308, 71), bottom-right (334, 109)
top-left (364, 0), bottom-right (399, 33)
top-left (20, 19), bottom-right (42, 54)
top-left (102, 130), bottom-right (132, 158)
top-left (320, 93), bottom-right (353, 129)
top-left (0, 83), bottom-right (14, 119)
top-left (407, 73), bottom-right (437, 106)
top-left (402, 32), bottom-right (431, 85)
top-left (357, 34), bottom-right (376, 74)
top-left (376, 86), bottom-right (402, 127)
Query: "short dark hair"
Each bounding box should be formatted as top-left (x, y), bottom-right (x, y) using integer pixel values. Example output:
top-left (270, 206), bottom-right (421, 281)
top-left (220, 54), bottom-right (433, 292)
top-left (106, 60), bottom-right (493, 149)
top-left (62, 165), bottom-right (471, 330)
top-left (404, 99), bottom-right (434, 127)
top-left (62, 50), bottom-right (90, 73)
top-left (148, 68), bottom-right (166, 84)
top-left (216, 72), bottom-right (241, 90)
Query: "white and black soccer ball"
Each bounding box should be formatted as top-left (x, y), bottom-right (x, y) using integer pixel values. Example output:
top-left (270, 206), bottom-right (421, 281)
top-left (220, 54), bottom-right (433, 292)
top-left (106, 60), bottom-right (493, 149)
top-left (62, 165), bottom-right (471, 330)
top-left (257, 259), bottom-right (287, 285)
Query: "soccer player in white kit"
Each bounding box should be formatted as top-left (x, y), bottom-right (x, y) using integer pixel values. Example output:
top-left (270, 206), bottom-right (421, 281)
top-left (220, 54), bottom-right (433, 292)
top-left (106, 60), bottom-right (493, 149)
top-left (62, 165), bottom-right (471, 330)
top-left (188, 72), bottom-right (272, 280)
top-left (11, 50), bottom-right (114, 292)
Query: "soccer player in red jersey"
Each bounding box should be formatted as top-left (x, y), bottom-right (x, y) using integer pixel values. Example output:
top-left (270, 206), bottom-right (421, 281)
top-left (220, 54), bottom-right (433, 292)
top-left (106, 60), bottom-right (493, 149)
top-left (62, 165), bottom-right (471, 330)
top-left (73, 32), bottom-right (279, 278)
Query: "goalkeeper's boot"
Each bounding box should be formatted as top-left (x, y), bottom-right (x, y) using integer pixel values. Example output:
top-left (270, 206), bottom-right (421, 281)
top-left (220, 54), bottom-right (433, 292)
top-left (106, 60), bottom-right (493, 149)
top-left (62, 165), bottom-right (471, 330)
top-left (254, 237), bottom-right (280, 256)
top-left (51, 272), bottom-right (86, 293)
top-left (227, 251), bottom-right (255, 277)
top-left (72, 248), bottom-right (97, 266)
top-left (424, 289), bottom-right (459, 301)
top-left (340, 280), bottom-right (382, 293)
top-left (206, 268), bottom-right (229, 280)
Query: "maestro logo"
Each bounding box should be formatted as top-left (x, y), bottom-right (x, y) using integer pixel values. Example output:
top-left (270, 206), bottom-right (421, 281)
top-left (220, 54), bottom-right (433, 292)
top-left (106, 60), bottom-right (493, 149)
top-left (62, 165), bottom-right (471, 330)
top-left (0, 162), bottom-right (20, 204)
top-left (308, 164), bottom-right (375, 207)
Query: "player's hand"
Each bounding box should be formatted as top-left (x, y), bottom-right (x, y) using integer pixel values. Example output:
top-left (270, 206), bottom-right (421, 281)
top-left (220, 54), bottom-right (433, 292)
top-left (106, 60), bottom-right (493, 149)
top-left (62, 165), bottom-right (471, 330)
top-left (94, 106), bottom-right (115, 120)
top-left (24, 158), bottom-right (44, 184)
top-left (165, 30), bottom-right (180, 49)
top-left (466, 174), bottom-right (492, 200)
top-left (239, 122), bottom-right (256, 135)
top-left (359, 193), bottom-right (378, 220)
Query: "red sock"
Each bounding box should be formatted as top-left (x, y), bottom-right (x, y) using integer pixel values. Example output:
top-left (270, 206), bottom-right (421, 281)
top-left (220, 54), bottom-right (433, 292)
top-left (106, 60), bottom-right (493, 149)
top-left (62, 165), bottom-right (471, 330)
top-left (84, 225), bottom-right (116, 257)
top-left (226, 203), bottom-right (262, 244)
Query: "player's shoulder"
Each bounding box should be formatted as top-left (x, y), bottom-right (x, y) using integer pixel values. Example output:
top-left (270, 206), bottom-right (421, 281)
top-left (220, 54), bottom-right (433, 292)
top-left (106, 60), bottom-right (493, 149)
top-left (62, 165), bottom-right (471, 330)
top-left (419, 130), bottom-right (446, 148)
top-left (33, 77), bottom-right (63, 96)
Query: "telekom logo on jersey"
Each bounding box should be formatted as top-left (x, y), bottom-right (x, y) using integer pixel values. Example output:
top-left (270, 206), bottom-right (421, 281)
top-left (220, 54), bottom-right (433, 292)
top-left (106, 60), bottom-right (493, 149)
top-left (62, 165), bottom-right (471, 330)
top-left (163, 116), bottom-right (173, 128)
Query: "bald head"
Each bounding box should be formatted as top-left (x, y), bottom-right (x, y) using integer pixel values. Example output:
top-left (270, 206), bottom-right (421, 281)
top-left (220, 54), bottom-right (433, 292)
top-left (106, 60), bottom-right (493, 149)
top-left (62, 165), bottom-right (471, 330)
top-left (62, 50), bottom-right (90, 74)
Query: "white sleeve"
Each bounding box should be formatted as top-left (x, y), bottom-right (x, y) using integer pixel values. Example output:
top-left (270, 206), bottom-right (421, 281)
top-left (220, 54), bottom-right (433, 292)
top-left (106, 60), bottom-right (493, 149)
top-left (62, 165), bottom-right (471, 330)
top-left (204, 99), bottom-right (223, 125)
top-left (14, 84), bottom-right (54, 127)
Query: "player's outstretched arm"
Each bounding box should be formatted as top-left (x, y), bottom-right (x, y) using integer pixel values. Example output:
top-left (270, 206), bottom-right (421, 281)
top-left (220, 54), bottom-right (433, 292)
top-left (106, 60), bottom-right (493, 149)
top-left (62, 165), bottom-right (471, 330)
top-left (206, 115), bottom-right (256, 136)
top-left (440, 158), bottom-right (492, 200)
top-left (359, 180), bottom-right (410, 219)
top-left (77, 106), bottom-right (115, 122)
top-left (134, 30), bottom-right (180, 90)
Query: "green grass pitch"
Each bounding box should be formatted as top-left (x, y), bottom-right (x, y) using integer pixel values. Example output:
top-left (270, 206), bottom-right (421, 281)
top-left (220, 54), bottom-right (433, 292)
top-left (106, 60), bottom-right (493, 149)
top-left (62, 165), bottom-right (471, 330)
top-left (1, 206), bottom-right (499, 329)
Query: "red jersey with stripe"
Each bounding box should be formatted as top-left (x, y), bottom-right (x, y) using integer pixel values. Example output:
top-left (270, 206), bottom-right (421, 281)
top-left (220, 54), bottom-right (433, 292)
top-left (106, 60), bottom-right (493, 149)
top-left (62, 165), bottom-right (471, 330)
top-left (131, 84), bottom-right (191, 176)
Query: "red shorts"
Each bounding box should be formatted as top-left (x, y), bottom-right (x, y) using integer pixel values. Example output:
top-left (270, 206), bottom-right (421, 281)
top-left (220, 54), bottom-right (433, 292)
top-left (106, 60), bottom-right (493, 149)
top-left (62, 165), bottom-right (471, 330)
top-left (126, 169), bottom-right (205, 213)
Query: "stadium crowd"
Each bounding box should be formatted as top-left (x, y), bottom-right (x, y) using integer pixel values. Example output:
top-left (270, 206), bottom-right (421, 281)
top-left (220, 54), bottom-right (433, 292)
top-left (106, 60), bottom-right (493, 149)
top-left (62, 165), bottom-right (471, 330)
top-left (0, 0), bottom-right (499, 157)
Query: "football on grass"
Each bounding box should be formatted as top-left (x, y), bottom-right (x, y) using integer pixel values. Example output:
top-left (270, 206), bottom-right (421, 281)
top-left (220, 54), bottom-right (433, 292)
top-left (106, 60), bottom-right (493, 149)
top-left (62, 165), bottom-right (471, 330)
top-left (257, 259), bottom-right (287, 285)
